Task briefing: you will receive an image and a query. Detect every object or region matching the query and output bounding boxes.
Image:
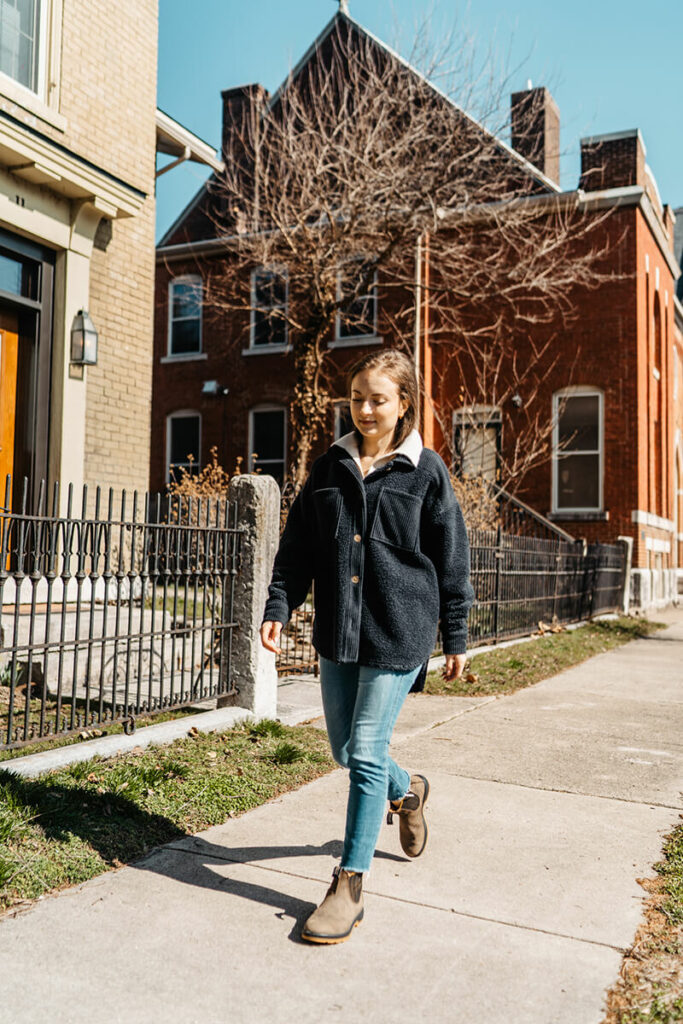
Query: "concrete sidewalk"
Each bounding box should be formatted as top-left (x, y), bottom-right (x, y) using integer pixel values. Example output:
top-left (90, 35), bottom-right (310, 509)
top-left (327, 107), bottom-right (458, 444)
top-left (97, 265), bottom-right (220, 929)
top-left (2, 611), bottom-right (683, 1024)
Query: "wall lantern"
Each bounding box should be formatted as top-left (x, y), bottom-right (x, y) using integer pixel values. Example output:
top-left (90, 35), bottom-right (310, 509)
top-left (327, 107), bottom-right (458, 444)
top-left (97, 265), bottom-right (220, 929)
top-left (202, 380), bottom-right (229, 397)
top-left (70, 310), bottom-right (98, 365)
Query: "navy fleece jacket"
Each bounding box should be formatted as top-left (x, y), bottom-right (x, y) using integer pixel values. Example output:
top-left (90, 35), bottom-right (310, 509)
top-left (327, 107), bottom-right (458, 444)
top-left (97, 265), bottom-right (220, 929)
top-left (262, 438), bottom-right (474, 671)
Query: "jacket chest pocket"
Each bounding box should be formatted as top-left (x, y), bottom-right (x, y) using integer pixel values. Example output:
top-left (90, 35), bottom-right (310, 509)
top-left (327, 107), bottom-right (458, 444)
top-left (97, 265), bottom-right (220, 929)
top-left (312, 487), bottom-right (343, 540)
top-left (370, 488), bottom-right (421, 552)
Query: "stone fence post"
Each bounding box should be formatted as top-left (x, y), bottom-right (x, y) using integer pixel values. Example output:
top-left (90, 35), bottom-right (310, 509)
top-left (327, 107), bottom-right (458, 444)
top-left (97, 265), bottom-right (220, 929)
top-left (218, 474), bottom-right (281, 717)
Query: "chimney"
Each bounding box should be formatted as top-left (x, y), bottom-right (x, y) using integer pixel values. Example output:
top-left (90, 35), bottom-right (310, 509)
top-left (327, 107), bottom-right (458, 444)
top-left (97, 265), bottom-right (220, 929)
top-left (510, 86), bottom-right (560, 185)
top-left (221, 84), bottom-right (268, 156)
top-left (579, 129), bottom-right (646, 192)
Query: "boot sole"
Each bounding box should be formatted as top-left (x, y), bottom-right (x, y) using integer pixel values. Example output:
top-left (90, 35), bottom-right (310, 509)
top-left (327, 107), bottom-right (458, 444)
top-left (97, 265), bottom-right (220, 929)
top-left (300, 909), bottom-right (364, 944)
top-left (403, 775), bottom-right (430, 858)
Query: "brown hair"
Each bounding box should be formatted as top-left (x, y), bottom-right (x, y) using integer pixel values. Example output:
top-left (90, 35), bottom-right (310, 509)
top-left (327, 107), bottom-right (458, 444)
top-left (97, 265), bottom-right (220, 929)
top-left (345, 348), bottom-right (419, 448)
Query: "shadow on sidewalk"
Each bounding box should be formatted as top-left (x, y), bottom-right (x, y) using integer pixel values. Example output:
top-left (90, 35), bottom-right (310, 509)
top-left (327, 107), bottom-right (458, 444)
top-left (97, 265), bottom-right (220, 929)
top-left (133, 835), bottom-right (407, 943)
top-left (0, 769), bottom-right (406, 941)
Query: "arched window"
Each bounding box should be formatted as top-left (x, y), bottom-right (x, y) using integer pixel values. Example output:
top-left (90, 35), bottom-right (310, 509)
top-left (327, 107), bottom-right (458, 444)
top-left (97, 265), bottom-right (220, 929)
top-left (168, 275), bottom-right (202, 356)
top-left (552, 389), bottom-right (603, 513)
top-left (166, 410), bottom-right (201, 482)
top-left (248, 405), bottom-right (287, 486)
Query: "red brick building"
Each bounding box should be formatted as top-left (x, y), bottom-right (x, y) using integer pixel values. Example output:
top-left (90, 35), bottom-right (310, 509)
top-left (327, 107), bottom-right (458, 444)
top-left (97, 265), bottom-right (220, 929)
top-left (152, 11), bottom-right (681, 607)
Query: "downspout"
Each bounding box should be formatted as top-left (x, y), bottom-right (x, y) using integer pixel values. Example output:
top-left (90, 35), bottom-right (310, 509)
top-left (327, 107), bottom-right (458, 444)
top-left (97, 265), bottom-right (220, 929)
top-left (155, 146), bottom-right (191, 178)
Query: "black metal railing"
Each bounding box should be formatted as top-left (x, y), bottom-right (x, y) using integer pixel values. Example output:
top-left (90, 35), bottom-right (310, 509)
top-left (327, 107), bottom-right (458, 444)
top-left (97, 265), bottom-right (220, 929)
top-left (491, 485), bottom-right (576, 542)
top-left (0, 478), bottom-right (243, 750)
top-left (468, 529), bottom-right (626, 645)
top-left (276, 530), bottom-right (627, 673)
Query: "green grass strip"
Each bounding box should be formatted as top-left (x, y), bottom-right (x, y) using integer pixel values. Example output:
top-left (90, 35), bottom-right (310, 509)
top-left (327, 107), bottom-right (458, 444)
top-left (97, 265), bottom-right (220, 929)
top-left (0, 719), bottom-right (334, 914)
top-left (425, 616), bottom-right (665, 698)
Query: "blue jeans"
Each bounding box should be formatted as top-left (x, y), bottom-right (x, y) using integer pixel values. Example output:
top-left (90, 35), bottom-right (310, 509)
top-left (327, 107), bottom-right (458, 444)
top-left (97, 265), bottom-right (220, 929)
top-left (319, 656), bottom-right (422, 874)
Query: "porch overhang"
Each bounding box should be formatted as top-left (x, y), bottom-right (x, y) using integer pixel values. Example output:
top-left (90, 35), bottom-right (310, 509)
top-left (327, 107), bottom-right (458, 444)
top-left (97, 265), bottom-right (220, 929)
top-left (0, 113), bottom-right (147, 219)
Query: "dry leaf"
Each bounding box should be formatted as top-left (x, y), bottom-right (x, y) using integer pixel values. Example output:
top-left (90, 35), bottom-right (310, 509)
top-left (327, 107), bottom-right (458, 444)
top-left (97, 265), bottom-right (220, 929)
top-left (206, 751), bottom-right (217, 759)
top-left (87, 772), bottom-right (99, 782)
top-left (188, 726), bottom-right (199, 737)
top-left (465, 672), bottom-right (479, 683)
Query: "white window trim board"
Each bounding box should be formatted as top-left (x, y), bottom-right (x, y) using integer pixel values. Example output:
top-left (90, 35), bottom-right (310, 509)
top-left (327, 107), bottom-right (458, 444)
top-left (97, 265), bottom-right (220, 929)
top-left (241, 344), bottom-right (292, 357)
top-left (160, 353), bottom-right (208, 364)
top-left (328, 335), bottom-right (383, 350)
top-left (551, 387), bottom-right (603, 514)
top-left (0, 0), bottom-right (64, 129)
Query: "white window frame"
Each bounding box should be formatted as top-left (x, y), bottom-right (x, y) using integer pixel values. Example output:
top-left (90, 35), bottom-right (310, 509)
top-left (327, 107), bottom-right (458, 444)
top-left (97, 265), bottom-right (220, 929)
top-left (452, 405), bottom-right (502, 481)
top-left (167, 274), bottom-right (203, 358)
top-left (552, 387), bottom-right (603, 514)
top-left (247, 266), bottom-right (289, 353)
top-left (334, 400), bottom-right (354, 440)
top-left (331, 270), bottom-right (380, 348)
top-left (0, 0), bottom-right (64, 130)
top-left (166, 410), bottom-right (201, 483)
top-left (248, 405), bottom-right (287, 481)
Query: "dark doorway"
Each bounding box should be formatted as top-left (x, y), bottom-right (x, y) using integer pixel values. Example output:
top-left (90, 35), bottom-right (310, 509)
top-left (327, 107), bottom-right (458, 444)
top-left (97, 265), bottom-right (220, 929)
top-left (0, 231), bottom-right (54, 509)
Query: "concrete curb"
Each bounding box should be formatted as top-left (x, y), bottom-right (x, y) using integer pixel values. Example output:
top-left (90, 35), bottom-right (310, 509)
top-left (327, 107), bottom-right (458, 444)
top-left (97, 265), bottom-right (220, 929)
top-left (1, 707), bottom-right (256, 778)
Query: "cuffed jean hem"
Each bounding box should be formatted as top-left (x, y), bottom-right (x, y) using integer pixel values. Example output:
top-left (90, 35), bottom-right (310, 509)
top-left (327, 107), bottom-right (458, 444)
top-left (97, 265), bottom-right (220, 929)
top-left (319, 657), bottom-right (422, 875)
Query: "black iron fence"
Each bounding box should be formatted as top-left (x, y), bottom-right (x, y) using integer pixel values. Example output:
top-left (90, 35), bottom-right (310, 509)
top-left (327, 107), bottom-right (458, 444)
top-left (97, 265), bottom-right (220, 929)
top-left (0, 479), bottom-right (243, 751)
top-left (275, 530), bottom-right (627, 674)
top-left (468, 529), bottom-right (626, 646)
top-left (0, 475), bottom-right (628, 748)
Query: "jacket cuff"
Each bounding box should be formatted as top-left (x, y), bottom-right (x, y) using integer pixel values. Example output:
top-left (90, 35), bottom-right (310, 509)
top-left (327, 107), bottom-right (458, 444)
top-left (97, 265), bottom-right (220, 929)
top-left (262, 600), bottom-right (290, 626)
top-left (443, 641), bottom-right (468, 656)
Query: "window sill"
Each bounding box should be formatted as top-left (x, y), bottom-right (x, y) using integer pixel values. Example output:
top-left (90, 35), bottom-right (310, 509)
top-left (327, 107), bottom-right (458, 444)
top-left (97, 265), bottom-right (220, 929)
top-left (548, 510), bottom-right (610, 522)
top-left (328, 335), bottom-right (383, 349)
top-left (242, 344), bottom-right (292, 356)
top-left (161, 353), bottom-right (207, 363)
top-left (0, 73), bottom-right (66, 132)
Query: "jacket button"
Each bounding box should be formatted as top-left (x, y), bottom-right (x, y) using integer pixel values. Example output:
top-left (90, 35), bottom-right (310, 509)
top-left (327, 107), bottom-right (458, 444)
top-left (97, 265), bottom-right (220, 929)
top-left (353, 534), bottom-right (361, 543)
top-left (351, 575), bottom-right (360, 584)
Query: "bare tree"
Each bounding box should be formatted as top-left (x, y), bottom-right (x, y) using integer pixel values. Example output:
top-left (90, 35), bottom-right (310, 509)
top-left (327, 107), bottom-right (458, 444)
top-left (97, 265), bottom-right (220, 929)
top-left (198, 15), bottom-right (621, 490)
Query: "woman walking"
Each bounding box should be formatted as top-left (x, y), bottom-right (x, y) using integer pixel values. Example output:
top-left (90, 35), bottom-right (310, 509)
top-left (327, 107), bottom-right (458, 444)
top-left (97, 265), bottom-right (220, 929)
top-left (260, 348), bottom-right (474, 944)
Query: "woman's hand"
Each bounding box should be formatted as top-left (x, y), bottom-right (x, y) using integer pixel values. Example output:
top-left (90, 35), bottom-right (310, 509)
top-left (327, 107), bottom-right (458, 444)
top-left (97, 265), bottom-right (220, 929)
top-left (260, 621), bottom-right (283, 654)
top-left (441, 654), bottom-right (467, 682)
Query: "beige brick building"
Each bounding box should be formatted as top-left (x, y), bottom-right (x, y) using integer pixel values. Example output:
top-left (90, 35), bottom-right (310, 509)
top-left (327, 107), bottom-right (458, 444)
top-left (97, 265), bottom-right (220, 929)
top-left (0, 0), bottom-right (158, 504)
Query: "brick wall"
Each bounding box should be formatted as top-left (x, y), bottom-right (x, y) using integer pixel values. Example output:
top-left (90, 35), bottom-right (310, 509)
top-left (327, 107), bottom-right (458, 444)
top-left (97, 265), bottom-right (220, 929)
top-left (59, 0), bottom-right (158, 492)
top-left (59, 0), bottom-right (158, 194)
top-left (86, 199), bottom-right (156, 493)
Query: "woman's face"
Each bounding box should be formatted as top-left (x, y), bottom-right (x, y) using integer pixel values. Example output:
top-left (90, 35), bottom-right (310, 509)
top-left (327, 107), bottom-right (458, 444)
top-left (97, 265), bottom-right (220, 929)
top-left (350, 368), bottom-right (407, 447)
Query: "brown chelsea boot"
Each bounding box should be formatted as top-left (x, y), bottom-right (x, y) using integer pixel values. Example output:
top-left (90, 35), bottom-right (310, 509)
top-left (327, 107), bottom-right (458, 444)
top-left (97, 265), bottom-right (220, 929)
top-left (387, 773), bottom-right (430, 858)
top-left (300, 867), bottom-right (364, 944)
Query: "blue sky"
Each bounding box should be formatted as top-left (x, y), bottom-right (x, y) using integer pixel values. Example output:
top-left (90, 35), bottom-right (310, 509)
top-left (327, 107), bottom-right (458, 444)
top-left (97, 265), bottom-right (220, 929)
top-left (156, 0), bottom-right (682, 241)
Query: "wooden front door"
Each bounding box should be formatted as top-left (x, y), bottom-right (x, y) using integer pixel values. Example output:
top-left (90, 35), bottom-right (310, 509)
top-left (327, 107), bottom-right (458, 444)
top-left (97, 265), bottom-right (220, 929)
top-left (0, 309), bottom-right (19, 500)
